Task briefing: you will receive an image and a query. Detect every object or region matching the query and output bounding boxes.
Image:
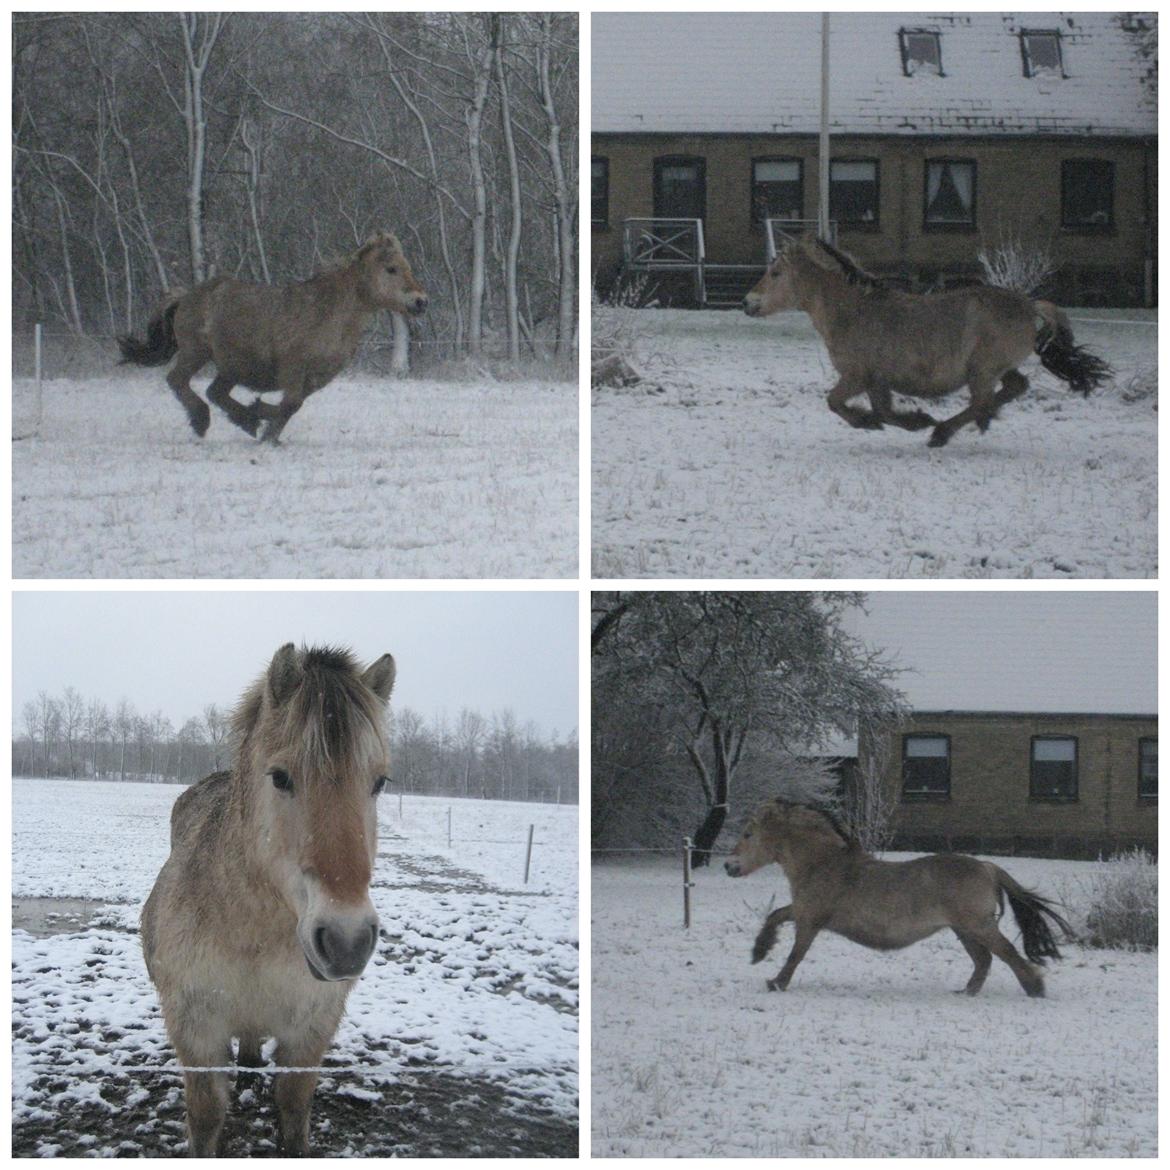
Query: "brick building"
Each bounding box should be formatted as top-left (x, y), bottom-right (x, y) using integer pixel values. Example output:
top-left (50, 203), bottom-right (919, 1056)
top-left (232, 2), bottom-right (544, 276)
top-left (845, 593), bottom-right (1156, 859)
top-left (592, 12), bottom-right (1157, 307)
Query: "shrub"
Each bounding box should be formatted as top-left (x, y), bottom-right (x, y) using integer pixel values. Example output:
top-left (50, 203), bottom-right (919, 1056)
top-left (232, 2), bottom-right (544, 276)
top-left (1079, 848), bottom-right (1157, 951)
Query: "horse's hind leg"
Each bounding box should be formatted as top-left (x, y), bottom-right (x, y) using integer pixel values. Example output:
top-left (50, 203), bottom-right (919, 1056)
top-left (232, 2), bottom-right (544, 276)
top-left (983, 928), bottom-right (1045, 997)
top-left (259, 396), bottom-right (304, 445)
top-left (928, 374), bottom-right (998, 448)
top-left (828, 379), bottom-right (883, 430)
top-left (767, 920), bottom-right (822, 992)
top-left (166, 350), bottom-right (212, 438)
top-left (954, 931), bottom-right (992, 995)
top-left (867, 385), bottom-right (936, 431)
top-left (996, 369), bottom-right (1029, 411)
top-left (206, 376), bottom-right (261, 437)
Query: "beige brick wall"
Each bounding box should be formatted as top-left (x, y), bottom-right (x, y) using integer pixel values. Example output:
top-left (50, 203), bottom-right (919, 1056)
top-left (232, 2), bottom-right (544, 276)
top-left (867, 713), bottom-right (1157, 856)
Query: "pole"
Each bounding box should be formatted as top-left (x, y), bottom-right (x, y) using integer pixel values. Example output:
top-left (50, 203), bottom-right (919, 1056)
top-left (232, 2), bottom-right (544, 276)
top-left (819, 13), bottom-right (831, 240)
top-left (523, 823), bottom-right (535, 884)
top-left (398, 791), bottom-right (403, 820)
top-left (447, 806), bottom-right (452, 847)
top-left (682, 836), bottom-right (694, 929)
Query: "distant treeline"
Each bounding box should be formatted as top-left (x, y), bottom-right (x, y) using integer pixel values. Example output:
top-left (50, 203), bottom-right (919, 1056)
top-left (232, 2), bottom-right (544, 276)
top-left (14, 688), bottom-right (578, 804)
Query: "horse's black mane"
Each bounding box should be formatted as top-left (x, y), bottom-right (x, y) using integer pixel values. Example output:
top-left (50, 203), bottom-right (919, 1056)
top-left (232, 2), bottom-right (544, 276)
top-left (776, 798), bottom-right (858, 847)
top-left (812, 238), bottom-right (888, 293)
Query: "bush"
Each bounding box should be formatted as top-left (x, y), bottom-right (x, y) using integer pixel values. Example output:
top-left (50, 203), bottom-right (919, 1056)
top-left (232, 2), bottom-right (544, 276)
top-left (1079, 848), bottom-right (1157, 951)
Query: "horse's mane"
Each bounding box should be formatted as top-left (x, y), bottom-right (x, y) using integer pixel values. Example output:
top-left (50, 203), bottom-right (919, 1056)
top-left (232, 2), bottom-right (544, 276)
top-left (316, 232), bottom-right (404, 277)
top-left (807, 237), bottom-right (887, 293)
top-left (774, 798), bottom-right (859, 848)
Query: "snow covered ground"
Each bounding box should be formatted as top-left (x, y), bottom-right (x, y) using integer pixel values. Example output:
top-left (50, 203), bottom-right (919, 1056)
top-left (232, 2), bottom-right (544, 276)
top-left (592, 308), bottom-right (1156, 578)
top-left (592, 855), bottom-right (1156, 1158)
top-left (12, 778), bottom-right (578, 1157)
top-left (12, 368), bottom-right (577, 579)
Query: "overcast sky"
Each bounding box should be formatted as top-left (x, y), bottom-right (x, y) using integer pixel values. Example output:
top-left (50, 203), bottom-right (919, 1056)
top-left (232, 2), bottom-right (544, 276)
top-left (13, 591), bottom-right (578, 737)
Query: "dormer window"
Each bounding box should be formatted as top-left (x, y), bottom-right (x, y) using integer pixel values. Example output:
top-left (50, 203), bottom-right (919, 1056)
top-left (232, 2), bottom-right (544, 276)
top-left (899, 29), bottom-right (943, 76)
top-left (1021, 29), bottom-right (1064, 78)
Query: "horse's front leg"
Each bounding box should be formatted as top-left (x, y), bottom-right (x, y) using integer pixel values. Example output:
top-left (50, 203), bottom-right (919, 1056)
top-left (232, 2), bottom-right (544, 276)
top-left (827, 379), bottom-right (883, 430)
top-left (867, 385), bottom-right (937, 431)
top-left (272, 1033), bottom-right (331, 1155)
top-left (259, 395), bottom-right (304, 445)
top-left (173, 1034), bottom-right (233, 1156)
top-left (751, 904), bottom-right (793, 964)
top-left (767, 919), bottom-right (822, 992)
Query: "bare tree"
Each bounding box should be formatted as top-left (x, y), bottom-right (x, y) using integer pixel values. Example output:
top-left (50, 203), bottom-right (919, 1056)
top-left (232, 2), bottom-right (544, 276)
top-left (203, 702), bottom-right (228, 771)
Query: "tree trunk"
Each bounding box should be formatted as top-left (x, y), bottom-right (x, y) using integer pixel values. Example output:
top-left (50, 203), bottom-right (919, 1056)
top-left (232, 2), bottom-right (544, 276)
top-left (465, 20), bottom-right (495, 355)
top-left (494, 17), bottom-right (522, 360)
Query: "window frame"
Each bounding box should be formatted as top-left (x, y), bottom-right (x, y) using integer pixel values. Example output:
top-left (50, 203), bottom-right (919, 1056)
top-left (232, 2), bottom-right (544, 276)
top-left (1060, 158), bottom-right (1116, 234)
top-left (898, 28), bottom-right (945, 77)
top-left (1020, 28), bottom-right (1066, 79)
top-left (750, 156), bottom-right (804, 229)
top-left (1138, 737), bottom-right (1157, 801)
top-left (1029, 735), bottom-right (1079, 803)
top-left (591, 155), bottom-right (610, 231)
top-left (652, 154), bottom-right (707, 223)
top-left (829, 157), bottom-right (881, 231)
top-left (923, 158), bottom-right (978, 232)
top-left (901, 732), bottom-right (952, 801)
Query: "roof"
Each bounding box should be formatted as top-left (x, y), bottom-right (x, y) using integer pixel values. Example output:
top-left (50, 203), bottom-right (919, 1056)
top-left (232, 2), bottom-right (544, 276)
top-left (592, 12), bottom-right (1156, 138)
top-left (843, 592), bottom-right (1157, 717)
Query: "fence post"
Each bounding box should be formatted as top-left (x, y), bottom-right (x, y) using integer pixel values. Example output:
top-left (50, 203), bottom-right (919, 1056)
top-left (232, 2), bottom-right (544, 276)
top-left (447, 806), bottom-right (452, 847)
top-left (398, 791), bottom-right (403, 820)
top-left (682, 836), bottom-right (695, 928)
top-left (523, 823), bottom-right (535, 883)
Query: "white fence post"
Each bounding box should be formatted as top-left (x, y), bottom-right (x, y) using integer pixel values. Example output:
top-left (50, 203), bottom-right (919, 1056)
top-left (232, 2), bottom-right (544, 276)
top-left (523, 823), bottom-right (535, 883)
top-left (447, 806), bottom-right (452, 847)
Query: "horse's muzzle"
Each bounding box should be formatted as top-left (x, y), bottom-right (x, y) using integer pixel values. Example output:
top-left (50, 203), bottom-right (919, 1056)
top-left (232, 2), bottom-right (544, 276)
top-left (724, 859), bottom-right (743, 878)
top-left (409, 296), bottom-right (429, 316)
top-left (742, 297), bottom-right (760, 318)
top-left (304, 917), bottom-right (379, 981)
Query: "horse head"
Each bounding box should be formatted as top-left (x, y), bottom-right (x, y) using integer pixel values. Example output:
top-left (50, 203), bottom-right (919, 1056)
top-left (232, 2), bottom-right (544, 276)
top-left (356, 232), bottom-right (429, 316)
top-left (725, 798), bottom-right (851, 877)
top-left (742, 236), bottom-right (806, 318)
top-left (237, 643), bottom-right (396, 982)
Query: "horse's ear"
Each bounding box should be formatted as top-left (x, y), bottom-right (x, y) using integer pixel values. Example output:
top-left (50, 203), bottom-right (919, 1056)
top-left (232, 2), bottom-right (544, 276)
top-left (362, 653), bottom-right (396, 702)
top-left (267, 643), bottom-right (302, 707)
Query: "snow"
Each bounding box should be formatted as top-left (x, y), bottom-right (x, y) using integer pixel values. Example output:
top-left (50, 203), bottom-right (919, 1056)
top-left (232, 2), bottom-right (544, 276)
top-left (592, 308), bottom-right (1156, 579)
top-left (592, 855), bottom-right (1156, 1158)
top-left (12, 369), bottom-right (577, 578)
top-left (593, 13), bottom-right (1156, 137)
top-left (12, 778), bottom-right (578, 1155)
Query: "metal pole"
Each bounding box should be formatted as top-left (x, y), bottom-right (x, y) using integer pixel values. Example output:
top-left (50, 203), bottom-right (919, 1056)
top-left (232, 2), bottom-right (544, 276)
top-left (398, 791), bottom-right (403, 820)
top-left (682, 836), bottom-right (694, 929)
top-left (523, 823), bottom-right (535, 884)
top-left (34, 323), bottom-right (43, 389)
top-left (819, 13), bottom-right (831, 240)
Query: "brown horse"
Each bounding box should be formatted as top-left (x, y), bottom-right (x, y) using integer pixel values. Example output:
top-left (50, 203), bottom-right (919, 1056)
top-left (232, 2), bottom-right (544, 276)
top-left (724, 799), bottom-right (1074, 998)
top-left (118, 233), bottom-right (428, 443)
top-left (140, 644), bottom-right (396, 1155)
top-left (742, 234), bottom-right (1110, 447)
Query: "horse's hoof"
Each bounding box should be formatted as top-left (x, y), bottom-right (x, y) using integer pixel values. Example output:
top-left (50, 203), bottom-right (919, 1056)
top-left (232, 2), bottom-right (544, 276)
top-left (189, 407), bottom-right (211, 438)
top-left (927, 428), bottom-right (950, 448)
top-left (765, 978), bottom-right (786, 992)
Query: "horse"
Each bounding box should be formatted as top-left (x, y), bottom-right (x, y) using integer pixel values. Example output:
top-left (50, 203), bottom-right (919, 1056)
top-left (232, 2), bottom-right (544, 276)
top-left (724, 799), bottom-right (1074, 998)
top-left (140, 643), bottom-right (396, 1155)
top-left (118, 233), bottom-right (428, 443)
top-left (742, 234), bottom-right (1111, 447)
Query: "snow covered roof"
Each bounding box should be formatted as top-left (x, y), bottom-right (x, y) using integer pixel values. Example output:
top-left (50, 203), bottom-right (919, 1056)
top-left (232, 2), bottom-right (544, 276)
top-left (844, 592), bottom-right (1156, 716)
top-left (593, 12), bottom-right (1156, 138)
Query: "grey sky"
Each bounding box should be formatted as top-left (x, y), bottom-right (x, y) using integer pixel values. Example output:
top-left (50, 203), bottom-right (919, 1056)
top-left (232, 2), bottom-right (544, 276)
top-left (13, 591), bottom-right (578, 737)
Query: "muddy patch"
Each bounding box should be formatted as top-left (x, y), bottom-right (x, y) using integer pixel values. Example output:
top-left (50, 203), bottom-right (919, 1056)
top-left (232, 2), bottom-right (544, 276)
top-left (13, 897), bottom-right (132, 937)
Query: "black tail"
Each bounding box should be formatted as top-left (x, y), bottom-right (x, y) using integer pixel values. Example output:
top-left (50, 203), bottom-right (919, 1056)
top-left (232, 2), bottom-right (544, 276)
top-left (117, 300), bottom-right (179, 367)
top-left (751, 907), bottom-right (787, 964)
top-left (1034, 302), bottom-right (1112, 397)
top-left (1002, 882), bottom-right (1075, 965)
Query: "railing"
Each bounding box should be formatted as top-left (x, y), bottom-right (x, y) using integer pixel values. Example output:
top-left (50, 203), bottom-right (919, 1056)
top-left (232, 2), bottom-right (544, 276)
top-left (621, 217), bottom-right (705, 266)
top-left (764, 217), bottom-right (838, 262)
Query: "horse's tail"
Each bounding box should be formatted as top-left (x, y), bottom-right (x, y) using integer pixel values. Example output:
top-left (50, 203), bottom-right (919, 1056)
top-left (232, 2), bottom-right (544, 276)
top-left (1033, 300), bottom-right (1112, 397)
top-left (994, 866), bottom-right (1075, 965)
top-left (751, 907), bottom-right (788, 964)
top-left (117, 296), bottom-right (181, 367)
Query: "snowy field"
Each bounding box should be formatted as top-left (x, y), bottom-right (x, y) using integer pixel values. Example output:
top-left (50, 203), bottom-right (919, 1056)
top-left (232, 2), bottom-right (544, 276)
top-left (12, 778), bottom-right (578, 1157)
top-left (13, 368), bottom-right (577, 579)
top-left (592, 855), bottom-right (1156, 1158)
top-left (592, 308), bottom-right (1156, 578)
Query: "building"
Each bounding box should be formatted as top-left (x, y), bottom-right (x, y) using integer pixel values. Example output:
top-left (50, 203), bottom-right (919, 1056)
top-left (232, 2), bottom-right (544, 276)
top-left (592, 12), bottom-right (1157, 307)
top-left (845, 593), bottom-right (1156, 858)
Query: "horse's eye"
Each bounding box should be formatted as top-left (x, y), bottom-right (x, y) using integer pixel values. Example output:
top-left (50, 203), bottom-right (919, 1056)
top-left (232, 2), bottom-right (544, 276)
top-left (743, 830), bottom-right (752, 840)
top-left (372, 775), bottom-right (388, 796)
top-left (385, 266), bottom-right (398, 275)
top-left (269, 767), bottom-right (293, 793)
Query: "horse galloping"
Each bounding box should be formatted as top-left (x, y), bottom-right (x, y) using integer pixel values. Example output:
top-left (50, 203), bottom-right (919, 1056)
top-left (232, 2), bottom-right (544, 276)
top-left (724, 799), bottom-right (1074, 998)
top-left (140, 643), bottom-right (396, 1155)
top-left (118, 233), bottom-right (428, 443)
top-left (742, 234), bottom-right (1110, 447)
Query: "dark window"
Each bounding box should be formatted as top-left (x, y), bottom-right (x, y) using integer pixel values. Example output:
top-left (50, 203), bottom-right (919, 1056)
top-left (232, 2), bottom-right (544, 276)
top-left (653, 156), bottom-right (706, 222)
top-left (1061, 159), bottom-right (1115, 231)
top-left (899, 29), bottom-right (943, 76)
top-left (751, 158), bottom-right (803, 226)
top-left (830, 159), bottom-right (879, 227)
top-left (591, 157), bottom-right (609, 229)
top-left (1021, 29), bottom-right (1064, 78)
top-left (1030, 736), bottom-right (1078, 801)
top-left (924, 159), bottom-right (976, 229)
top-left (1139, 738), bottom-right (1157, 800)
top-left (902, 734), bottom-right (951, 798)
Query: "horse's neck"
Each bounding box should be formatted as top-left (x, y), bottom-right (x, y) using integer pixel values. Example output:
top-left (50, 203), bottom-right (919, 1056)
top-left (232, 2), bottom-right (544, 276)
top-left (781, 835), bottom-right (857, 885)
top-left (795, 267), bottom-right (857, 344)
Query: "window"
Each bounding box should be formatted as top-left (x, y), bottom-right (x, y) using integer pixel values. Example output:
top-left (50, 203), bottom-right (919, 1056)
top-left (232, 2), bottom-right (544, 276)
top-left (1061, 159), bottom-right (1115, 231)
top-left (653, 156), bottom-right (706, 222)
top-left (1021, 29), bottom-right (1064, 78)
top-left (591, 157), bottom-right (609, 230)
top-left (899, 29), bottom-right (944, 76)
top-left (924, 160), bottom-right (976, 229)
top-left (1030, 737), bottom-right (1078, 801)
top-left (1138, 738), bottom-right (1157, 800)
top-left (751, 158), bottom-right (803, 226)
top-left (902, 734), bottom-right (951, 798)
top-left (829, 160), bottom-right (879, 227)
